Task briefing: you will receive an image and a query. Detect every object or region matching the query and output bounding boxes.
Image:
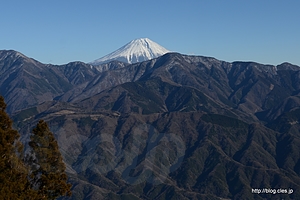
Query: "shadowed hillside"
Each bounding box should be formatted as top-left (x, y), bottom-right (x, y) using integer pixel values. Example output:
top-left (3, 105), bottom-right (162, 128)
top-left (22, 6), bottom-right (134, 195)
top-left (2, 50), bottom-right (300, 199)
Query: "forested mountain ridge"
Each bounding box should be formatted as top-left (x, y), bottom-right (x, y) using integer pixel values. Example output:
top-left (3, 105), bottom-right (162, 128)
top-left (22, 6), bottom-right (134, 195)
top-left (1, 49), bottom-right (300, 199)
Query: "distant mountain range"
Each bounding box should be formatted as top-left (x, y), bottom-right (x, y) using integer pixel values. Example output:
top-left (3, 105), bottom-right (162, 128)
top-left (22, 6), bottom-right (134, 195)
top-left (1, 41), bottom-right (300, 199)
top-left (90, 38), bottom-right (170, 65)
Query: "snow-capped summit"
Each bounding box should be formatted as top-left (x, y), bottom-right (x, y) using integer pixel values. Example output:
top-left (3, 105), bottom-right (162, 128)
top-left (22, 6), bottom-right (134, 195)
top-left (90, 38), bottom-right (170, 65)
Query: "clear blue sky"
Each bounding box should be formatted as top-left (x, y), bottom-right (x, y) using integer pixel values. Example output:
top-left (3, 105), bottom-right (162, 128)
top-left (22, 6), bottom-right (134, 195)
top-left (1, 0), bottom-right (300, 65)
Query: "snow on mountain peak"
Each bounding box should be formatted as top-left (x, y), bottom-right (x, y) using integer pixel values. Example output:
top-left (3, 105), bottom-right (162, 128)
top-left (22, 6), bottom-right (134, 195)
top-left (90, 38), bottom-right (170, 65)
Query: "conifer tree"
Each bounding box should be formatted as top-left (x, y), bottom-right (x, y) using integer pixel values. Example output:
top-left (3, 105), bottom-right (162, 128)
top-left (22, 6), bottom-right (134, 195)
top-left (28, 119), bottom-right (72, 200)
top-left (0, 96), bottom-right (38, 199)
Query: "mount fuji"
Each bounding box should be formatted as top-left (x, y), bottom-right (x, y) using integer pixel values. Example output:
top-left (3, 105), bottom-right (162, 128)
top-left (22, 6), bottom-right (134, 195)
top-left (90, 38), bottom-right (170, 65)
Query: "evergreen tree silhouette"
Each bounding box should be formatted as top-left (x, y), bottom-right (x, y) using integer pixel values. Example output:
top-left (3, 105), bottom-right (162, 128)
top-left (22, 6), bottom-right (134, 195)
top-left (28, 119), bottom-right (72, 199)
top-left (0, 96), bottom-right (38, 199)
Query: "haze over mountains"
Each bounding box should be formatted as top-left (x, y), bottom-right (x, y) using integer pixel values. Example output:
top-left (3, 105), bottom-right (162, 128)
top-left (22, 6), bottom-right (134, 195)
top-left (1, 39), bottom-right (300, 199)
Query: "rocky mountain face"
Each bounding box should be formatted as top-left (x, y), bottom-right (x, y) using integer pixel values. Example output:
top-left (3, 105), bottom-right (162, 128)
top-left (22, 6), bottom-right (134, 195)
top-left (1, 49), bottom-right (300, 199)
top-left (0, 50), bottom-right (127, 113)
